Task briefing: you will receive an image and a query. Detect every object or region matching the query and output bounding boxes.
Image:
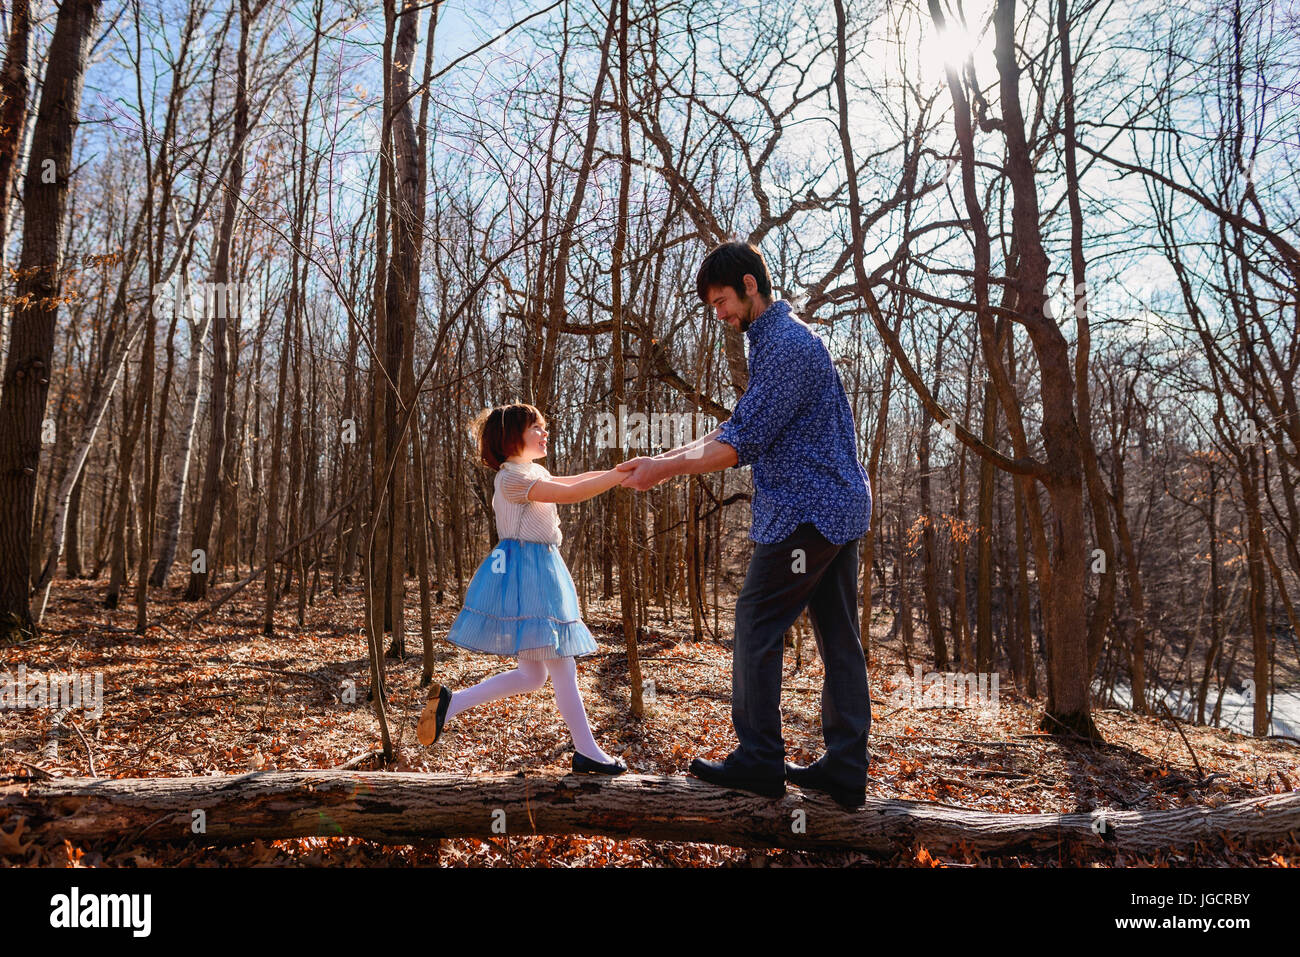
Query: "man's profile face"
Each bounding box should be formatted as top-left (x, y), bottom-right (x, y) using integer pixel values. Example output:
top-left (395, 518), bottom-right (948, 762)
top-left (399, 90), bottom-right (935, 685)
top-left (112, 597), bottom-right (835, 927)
top-left (706, 278), bottom-right (761, 332)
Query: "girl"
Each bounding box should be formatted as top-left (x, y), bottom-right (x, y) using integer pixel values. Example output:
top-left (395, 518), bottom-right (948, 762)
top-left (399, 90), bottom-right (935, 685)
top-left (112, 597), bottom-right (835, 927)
top-left (418, 402), bottom-right (629, 774)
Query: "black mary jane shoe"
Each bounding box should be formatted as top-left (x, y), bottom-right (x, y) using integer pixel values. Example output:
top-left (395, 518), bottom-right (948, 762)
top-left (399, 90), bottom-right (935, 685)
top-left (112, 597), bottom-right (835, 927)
top-left (572, 751), bottom-right (628, 775)
top-left (417, 684), bottom-right (452, 746)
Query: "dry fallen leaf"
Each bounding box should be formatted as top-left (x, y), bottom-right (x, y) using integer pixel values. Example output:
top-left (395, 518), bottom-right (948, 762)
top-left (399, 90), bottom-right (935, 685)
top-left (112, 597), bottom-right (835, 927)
top-left (0, 817), bottom-right (35, 858)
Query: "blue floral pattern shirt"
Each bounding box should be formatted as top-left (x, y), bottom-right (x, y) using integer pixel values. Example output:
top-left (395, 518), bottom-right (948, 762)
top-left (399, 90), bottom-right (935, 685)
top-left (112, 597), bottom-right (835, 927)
top-left (715, 299), bottom-right (872, 545)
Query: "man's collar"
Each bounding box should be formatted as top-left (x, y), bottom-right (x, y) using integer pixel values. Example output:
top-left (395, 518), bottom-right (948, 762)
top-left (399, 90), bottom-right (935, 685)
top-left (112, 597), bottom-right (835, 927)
top-left (746, 298), bottom-right (788, 340)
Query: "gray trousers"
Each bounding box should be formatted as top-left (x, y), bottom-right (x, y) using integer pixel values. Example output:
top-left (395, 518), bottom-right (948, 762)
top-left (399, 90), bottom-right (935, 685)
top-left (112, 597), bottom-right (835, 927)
top-left (726, 522), bottom-right (870, 786)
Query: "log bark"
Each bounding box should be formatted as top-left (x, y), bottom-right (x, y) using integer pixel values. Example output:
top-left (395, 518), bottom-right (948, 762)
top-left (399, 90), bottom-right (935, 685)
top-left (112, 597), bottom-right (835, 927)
top-left (3, 772), bottom-right (1297, 855)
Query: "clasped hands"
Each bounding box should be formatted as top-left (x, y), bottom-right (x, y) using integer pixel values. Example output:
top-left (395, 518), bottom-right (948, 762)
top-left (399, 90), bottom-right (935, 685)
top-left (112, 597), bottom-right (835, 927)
top-left (613, 456), bottom-right (672, 492)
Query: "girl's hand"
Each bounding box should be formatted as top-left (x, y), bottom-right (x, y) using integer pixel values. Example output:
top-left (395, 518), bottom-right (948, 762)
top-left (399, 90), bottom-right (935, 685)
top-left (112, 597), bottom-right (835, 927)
top-left (616, 457), bottom-right (669, 491)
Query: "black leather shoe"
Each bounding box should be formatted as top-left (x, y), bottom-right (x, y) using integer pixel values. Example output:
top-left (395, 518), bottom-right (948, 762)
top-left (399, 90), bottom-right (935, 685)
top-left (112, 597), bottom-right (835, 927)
top-left (688, 757), bottom-right (786, 798)
top-left (573, 752), bottom-right (627, 775)
top-left (784, 760), bottom-right (865, 808)
top-left (417, 684), bottom-right (452, 746)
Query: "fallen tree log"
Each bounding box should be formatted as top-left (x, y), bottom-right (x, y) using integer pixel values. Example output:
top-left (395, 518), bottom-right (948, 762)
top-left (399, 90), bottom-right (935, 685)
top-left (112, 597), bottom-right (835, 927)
top-left (2, 771), bottom-right (1297, 856)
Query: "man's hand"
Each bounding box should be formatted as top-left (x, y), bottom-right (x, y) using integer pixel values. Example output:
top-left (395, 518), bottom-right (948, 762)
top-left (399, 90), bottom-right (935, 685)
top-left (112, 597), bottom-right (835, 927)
top-left (616, 456), bottom-right (671, 491)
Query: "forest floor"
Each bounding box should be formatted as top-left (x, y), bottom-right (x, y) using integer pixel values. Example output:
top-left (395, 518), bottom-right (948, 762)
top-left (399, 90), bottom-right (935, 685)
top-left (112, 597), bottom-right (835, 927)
top-left (2, 571), bottom-right (1298, 868)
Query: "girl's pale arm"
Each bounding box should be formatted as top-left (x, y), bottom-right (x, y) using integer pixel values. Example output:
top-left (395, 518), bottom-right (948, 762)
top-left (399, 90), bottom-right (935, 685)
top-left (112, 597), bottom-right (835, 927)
top-left (527, 469), bottom-right (625, 504)
top-left (546, 470), bottom-right (608, 487)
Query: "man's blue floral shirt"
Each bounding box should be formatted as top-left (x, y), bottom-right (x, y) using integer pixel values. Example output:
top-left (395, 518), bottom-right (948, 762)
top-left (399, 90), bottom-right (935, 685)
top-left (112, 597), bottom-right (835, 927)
top-left (715, 298), bottom-right (872, 545)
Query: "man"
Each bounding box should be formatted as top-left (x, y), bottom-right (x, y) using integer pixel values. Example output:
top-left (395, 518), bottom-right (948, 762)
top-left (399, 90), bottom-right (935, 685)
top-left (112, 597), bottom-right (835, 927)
top-left (616, 241), bottom-right (872, 807)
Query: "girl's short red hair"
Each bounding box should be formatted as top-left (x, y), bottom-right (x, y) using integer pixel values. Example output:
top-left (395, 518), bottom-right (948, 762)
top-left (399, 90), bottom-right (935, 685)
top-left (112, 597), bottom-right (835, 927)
top-left (468, 403), bottom-right (545, 471)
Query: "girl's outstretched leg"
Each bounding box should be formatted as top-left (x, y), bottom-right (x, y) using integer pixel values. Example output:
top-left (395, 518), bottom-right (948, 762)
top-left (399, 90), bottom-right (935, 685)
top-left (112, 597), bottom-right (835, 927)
top-left (546, 655), bottom-right (616, 764)
top-left (444, 659), bottom-right (548, 722)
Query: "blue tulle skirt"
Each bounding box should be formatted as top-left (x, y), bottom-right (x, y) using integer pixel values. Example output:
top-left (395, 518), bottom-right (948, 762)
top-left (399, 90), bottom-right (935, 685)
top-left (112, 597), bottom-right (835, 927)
top-left (445, 538), bottom-right (599, 660)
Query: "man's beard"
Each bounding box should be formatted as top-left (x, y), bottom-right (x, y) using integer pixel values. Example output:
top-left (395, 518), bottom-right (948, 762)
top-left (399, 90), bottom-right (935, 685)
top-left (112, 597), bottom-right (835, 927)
top-left (737, 293), bottom-right (754, 331)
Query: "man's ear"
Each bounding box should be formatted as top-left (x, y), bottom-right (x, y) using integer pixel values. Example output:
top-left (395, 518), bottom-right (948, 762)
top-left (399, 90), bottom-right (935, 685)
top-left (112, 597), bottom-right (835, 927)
top-left (743, 273), bottom-right (758, 296)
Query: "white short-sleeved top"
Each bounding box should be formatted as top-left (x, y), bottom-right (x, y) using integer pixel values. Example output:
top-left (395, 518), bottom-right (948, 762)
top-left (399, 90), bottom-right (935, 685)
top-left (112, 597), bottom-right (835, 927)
top-left (494, 461), bottom-right (562, 546)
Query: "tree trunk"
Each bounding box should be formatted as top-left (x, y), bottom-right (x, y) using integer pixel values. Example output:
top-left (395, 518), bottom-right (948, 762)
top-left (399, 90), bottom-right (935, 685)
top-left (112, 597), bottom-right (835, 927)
top-left (64, 469), bottom-right (84, 579)
top-left (1241, 448), bottom-right (1271, 736)
top-left (611, 0), bottom-right (643, 717)
top-left (1014, 479), bottom-right (1037, 697)
top-left (0, 0), bottom-right (31, 353)
top-left (381, 0), bottom-right (423, 659)
top-left (185, 0), bottom-right (253, 602)
top-left (0, 0), bottom-right (102, 636)
top-left (1057, 0), bottom-right (1117, 675)
top-left (32, 312), bottom-right (149, 618)
top-left (991, 0), bottom-right (1097, 739)
top-left (150, 315), bottom-right (212, 586)
top-left (531, 0), bottom-right (620, 410)
top-left (106, 355), bottom-right (147, 609)
top-left (975, 371), bottom-right (998, 675)
top-left (918, 408), bottom-right (947, 669)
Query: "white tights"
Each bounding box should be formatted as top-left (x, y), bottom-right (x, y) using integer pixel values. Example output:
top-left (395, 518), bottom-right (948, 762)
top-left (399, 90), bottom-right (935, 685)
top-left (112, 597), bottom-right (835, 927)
top-left (444, 656), bottom-right (615, 764)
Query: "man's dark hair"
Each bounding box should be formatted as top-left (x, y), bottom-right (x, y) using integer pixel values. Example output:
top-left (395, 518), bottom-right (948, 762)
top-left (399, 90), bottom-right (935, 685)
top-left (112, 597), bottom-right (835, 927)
top-left (695, 241), bottom-right (773, 304)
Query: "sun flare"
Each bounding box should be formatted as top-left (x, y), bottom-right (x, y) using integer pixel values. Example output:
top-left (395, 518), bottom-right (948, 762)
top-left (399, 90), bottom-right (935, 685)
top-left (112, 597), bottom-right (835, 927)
top-left (919, 19), bottom-right (982, 76)
top-left (906, 0), bottom-right (994, 80)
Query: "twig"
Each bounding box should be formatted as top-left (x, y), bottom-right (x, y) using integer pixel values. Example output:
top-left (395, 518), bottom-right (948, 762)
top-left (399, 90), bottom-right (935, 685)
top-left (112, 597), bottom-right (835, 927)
top-left (874, 733), bottom-right (1034, 748)
top-left (65, 718), bottom-right (98, 778)
top-left (15, 760), bottom-right (55, 780)
top-left (1169, 771), bottom-right (1227, 792)
top-left (934, 775), bottom-right (998, 795)
top-left (258, 678), bottom-right (274, 727)
top-left (124, 724), bottom-right (181, 771)
top-left (111, 812), bottom-right (182, 857)
top-left (945, 767), bottom-right (1033, 779)
top-left (206, 660), bottom-right (336, 690)
top-left (1268, 735), bottom-right (1300, 747)
top-left (153, 619), bottom-right (190, 646)
top-left (1117, 787), bottom-right (1155, 809)
top-left (1158, 700), bottom-right (1205, 780)
top-left (333, 750), bottom-right (381, 771)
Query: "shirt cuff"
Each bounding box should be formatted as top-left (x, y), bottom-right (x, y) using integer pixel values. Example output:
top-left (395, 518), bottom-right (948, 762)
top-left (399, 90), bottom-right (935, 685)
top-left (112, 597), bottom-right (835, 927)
top-left (713, 429), bottom-right (749, 469)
